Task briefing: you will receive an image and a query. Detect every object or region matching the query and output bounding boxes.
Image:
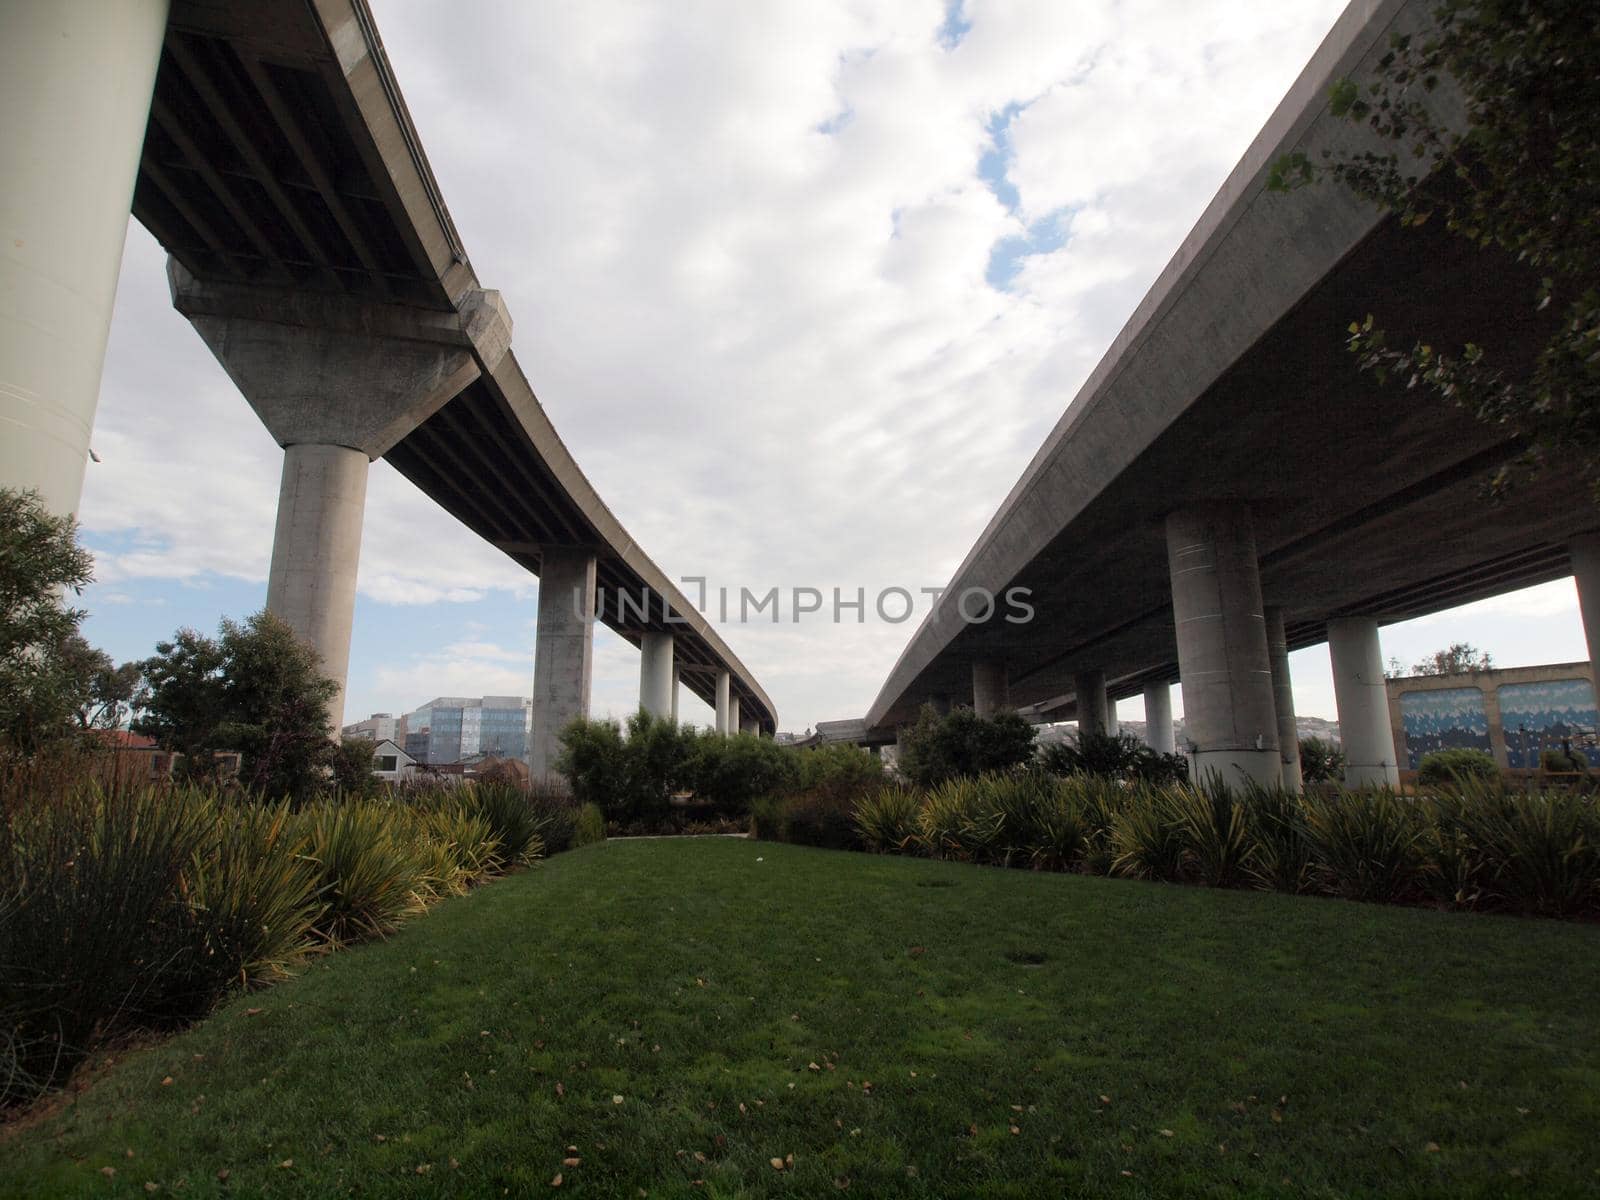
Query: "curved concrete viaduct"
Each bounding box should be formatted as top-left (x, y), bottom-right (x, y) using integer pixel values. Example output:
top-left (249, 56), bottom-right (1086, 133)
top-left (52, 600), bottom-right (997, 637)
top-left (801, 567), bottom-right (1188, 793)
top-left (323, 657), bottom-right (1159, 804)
top-left (866, 0), bottom-right (1600, 788)
top-left (1, 0), bottom-right (775, 773)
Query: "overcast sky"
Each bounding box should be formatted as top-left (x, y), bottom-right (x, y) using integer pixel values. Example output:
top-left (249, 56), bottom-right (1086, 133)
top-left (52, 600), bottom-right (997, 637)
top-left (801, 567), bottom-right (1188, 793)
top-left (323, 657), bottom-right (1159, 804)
top-left (75, 0), bottom-right (1590, 733)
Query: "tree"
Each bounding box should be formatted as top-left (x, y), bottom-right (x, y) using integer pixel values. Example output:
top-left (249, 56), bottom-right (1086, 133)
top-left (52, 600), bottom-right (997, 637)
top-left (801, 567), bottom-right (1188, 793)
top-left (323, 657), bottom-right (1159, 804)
top-left (896, 705), bottom-right (1037, 788)
top-left (1410, 641), bottom-right (1493, 675)
top-left (134, 610), bottom-right (339, 799)
top-left (0, 488), bottom-right (96, 749)
top-left (1298, 736), bottom-right (1346, 784)
top-left (1270, 0), bottom-right (1600, 494)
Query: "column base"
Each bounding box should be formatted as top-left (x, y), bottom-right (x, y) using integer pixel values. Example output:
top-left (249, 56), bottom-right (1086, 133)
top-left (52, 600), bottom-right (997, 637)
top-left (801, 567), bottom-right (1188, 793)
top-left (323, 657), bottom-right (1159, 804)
top-left (1191, 749), bottom-right (1282, 791)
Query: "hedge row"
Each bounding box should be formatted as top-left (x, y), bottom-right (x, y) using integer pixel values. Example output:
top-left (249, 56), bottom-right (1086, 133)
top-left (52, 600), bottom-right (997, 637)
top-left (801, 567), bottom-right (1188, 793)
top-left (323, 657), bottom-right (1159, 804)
top-left (757, 770), bottom-right (1600, 918)
top-left (1, 782), bottom-right (601, 1108)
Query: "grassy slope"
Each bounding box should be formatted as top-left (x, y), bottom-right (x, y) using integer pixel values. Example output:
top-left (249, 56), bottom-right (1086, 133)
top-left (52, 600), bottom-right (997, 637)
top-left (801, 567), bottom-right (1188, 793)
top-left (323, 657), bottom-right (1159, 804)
top-left (3, 839), bottom-right (1599, 1199)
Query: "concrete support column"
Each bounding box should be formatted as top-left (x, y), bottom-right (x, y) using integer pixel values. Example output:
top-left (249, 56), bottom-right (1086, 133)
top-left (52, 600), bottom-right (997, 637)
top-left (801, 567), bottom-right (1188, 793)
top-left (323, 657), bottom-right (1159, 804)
top-left (265, 445), bottom-right (368, 730)
top-left (1074, 669), bottom-right (1109, 738)
top-left (639, 632), bottom-right (675, 720)
top-left (1143, 683), bottom-right (1175, 755)
top-left (1569, 534), bottom-right (1600, 704)
top-left (714, 669), bottom-right (732, 735)
top-left (1165, 503), bottom-right (1280, 788)
top-left (1264, 607), bottom-right (1304, 791)
top-left (1107, 703), bottom-right (1120, 737)
top-left (740, 716), bottom-right (760, 736)
top-left (0, 0), bottom-right (170, 516)
top-left (670, 664), bottom-right (681, 724)
top-left (1327, 617), bottom-right (1400, 788)
top-left (728, 694), bottom-right (742, 734)
top-left (529, 547), bottom-right (596, 782)
top-left (972, 660), bottom-right (1009, 717)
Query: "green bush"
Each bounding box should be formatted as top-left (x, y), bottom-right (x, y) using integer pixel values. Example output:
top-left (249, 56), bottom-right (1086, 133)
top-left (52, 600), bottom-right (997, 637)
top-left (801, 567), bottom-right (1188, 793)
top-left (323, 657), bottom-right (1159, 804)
top-left (1438, 779), bottom-right (1600, 916)
top-left (918, 776), bottom-right (1005, 862)
top-left (1110, 784), bottom-right (1186, 881)
top-left (854, 785), bottom-right (921, 854)
top-left (1302, 787), bottom-right (1424, 902)
top-left (778, 793), bottom-right (860, 851)
top-left (573, 803), bottom-right (607, 847)
top-left (794, 743), bottom-right (883, 801)
top-left (464, 782), bottom-right (544, 865)
top-left (688, 729), bottom-right (800, 816)
top-left (897, 705), bottom-right (1036, 788)
top-left (1168, 781), bottom-right (1253, 888)
top-left (301, 801), bottom-right (432, 945)
top-left (1540, 747), bottom-right (1590, 774)
top-left (1041, 732), bottom-right (1187, 784)
top-left (1298, 737), bottom-right (1345, 784)
top-left (1417, 748), bottom-right (1499, 787)
top-left (1242, 783), bottom-right (1316, 894)
top-left (1, 787), bottom-right (209, 1102)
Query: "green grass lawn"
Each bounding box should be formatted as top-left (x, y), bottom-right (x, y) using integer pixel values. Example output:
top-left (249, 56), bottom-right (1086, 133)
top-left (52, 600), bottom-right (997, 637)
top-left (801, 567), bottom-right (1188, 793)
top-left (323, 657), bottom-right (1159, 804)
top-left (5, 838), bottom-right (1599, 1198)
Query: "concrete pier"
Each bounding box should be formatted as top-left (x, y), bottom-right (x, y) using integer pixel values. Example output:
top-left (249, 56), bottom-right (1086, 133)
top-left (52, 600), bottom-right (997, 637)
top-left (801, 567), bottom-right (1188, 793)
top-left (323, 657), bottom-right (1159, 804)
top-left (529, 548), bottom-right (596, 781)
top-left (715, 670), bottom-right (732, 735)
top-left (1165, 503), bottom-right (1280, 787)
top-left (1074, 669), bottom-right (1109, 738)
top-left (1327, 617), bottom-right (1400, 788)
top-left (728, 694), bottom-right (742, 734)
top-left (972, 660), bottom-right (1009, 716)
top-left (639, 632), bottom-right (675, 720)
top-left (1569, 534), bottom-right (1600, 700)
top-left (1265, 606), bottom-right (1304, 791)
top-left (0, 0), bottom-right (169, 516)
top-left (1143, 683), bottom-right (1174, 755)
top-left (265, 445), bottom-right (368, 728)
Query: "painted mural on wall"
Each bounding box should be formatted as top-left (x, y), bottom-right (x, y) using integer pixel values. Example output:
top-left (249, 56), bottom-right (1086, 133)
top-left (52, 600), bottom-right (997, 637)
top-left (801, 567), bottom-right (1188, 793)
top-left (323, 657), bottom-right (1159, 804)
top-left (1498, 678), bottom-right (1600, 768)
top-left (1397, 687), bottom-right (1491, 769)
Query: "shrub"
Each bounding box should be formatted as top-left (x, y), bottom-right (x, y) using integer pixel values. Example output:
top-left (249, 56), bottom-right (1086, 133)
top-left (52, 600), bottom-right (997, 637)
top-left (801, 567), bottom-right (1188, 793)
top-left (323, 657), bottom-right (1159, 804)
top-left (854, 785), bottom-right (922, 854)
top-left (1299, 737), bottom-right (1345, 784)
top-left (688, 730), bottom-right (800, 817)
top-left (556, 717), bottom-right (631, 820)
top-left (301, 801), bottom-right (432, 945)
top-left (779, 793), bottom-right (860, 851)
top-left (1110, 785), bottom-right (1186, 881)
top-left (1168, 782), bottom-right (1253, 888)
top-left (184, 798), bottom-right (324, 991)
top-left (1442, 779), bottom-right (1600, 916)
top-left (1, 787), bottom-right (210, 1102)
top-left (1417, 748), bottom-right (1499, 788)
top-left (416, 802), bottom-right (505, 888)
top-left (466, 782), bottom-right (544, 865)
top-left (918, 776), bottom-right (1005, 862)
top-left (573, 803), bottom-right (607, 847)
top-left (1042, 732), bottom-right (1188, 784)
top-left (1302, 787), bottom-right (1424, 902)
top-left (1540, 747), bottom-right (1590, 774)
top-left (794, 744), bottom-right (883, 803)
top-left (1242, 783), bottom-right (1316, 894)
top-left (897, 705), bottom-right (1036, 787)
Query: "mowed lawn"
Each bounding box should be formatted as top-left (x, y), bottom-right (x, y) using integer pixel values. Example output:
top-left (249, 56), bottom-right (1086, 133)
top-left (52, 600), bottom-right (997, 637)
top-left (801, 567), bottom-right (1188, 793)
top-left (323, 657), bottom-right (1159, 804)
top-left (4, 839), bottom-right (1599, 1199)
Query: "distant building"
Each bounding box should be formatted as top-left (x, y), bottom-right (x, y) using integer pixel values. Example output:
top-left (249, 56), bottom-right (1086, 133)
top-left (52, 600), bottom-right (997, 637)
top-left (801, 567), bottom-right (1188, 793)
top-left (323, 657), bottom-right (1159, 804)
top-left (368, 738), bottom-right (418, 783)
top-left (341, 712), bottom-right (403, 743)
top-left (1387, 661), bottom-right (1598, 770)
top-left (402, 696), bottom-right (532, 766)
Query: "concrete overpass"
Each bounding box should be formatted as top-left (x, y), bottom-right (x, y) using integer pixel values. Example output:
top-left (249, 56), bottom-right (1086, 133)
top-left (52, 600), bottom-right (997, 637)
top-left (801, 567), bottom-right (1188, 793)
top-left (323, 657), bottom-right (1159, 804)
top-left (1, 0), bottom-right (775, 774)
top-left (865, 0), bottom-right (1600, 789)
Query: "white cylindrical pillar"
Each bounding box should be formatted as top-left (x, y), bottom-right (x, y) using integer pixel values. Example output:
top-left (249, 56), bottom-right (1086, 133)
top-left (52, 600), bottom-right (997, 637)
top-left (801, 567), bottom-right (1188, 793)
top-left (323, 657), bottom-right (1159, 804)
top-left (1143, 683), bottom-right (1174, 755)
top-left (670, 664), bottom-right (681, 724)
top-left (972, 660), bottom-right (1009, 717)
top-left (1265, 606), bottom-right (1304, 791)
top-left (529, 547), bottom-right (596, 782)
top-left (639, 632), bottom-right (675, 720)
top-left (265, 444), bottom-right (368, 730)
top-left (1074, 669), bottom-right (1108, 738)
top-left (1569, 534), bottom-right (1600, 705)
top-left (1328, 617), bottom-right (1400, 788)
top-left (1, 0), bottom-right (170, 516)
top-left (740, 715), bottom-right (760, 736)
top-left (727, 693), bottom-right (742, 734)
top-left (714, 669), bottom-right (732, 735)
top-left (1165, 503), bottom-right (1280, 788)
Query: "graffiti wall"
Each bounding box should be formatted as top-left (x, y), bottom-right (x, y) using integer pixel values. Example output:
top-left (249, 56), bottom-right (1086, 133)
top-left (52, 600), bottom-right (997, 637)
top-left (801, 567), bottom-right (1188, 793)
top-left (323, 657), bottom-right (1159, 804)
top-left (1397, 687), bottom-right (1491, 770)
top-left (1497, 678), bottom-right (1600, 768)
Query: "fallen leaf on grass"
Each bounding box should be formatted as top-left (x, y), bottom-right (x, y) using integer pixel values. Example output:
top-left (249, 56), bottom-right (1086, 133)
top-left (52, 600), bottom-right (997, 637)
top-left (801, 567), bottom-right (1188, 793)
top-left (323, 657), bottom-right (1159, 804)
top-left (1099, 1095), bottom-right (1111, 1105)
top-left (808, 1062), bottom-right (820, 1071)
top-left (144, 1184), bottom-right (158, 1194)
top-left (563, 1157), bottom-right (581, 1167)
top-left (1160, 1130), bottom-right (1174, 1138)
top-left (550, 1172), bottom-right (563, 1187)
top-left (555, 1082), bottom-right (565, 1098)
top-left (244, 1008), bottom-right (262, 1018)
top-left (415, 1164), bottom-right (432, 1175)
top-left (215, 1169), bottom-right (229, 1182)
top-left (160, 1076), bottom-right (173, 1087)
top-left (1426, 1143), bottom-right (1440, 1153)
top-left (613, 1094), bottom-right (625, 1105)
top-left (99, 1168), bottom-right (115, 1179)
top-left (277, 1160), bottom-right (293, 1169)
top-left (770, 1158), bottom-right (786, 1171)
top-left (1009, 1126), bottom-right (1020, 1135)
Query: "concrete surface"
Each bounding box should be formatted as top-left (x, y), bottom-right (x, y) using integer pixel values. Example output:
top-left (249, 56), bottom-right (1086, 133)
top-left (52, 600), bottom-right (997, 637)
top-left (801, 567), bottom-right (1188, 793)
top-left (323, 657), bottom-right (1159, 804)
top-left (1266, 607), bottom-right (1304, 791)
top-left (1328, 617), bottom-right (1400, 787)
top-left (529, 547), bottom-right (595, 781)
